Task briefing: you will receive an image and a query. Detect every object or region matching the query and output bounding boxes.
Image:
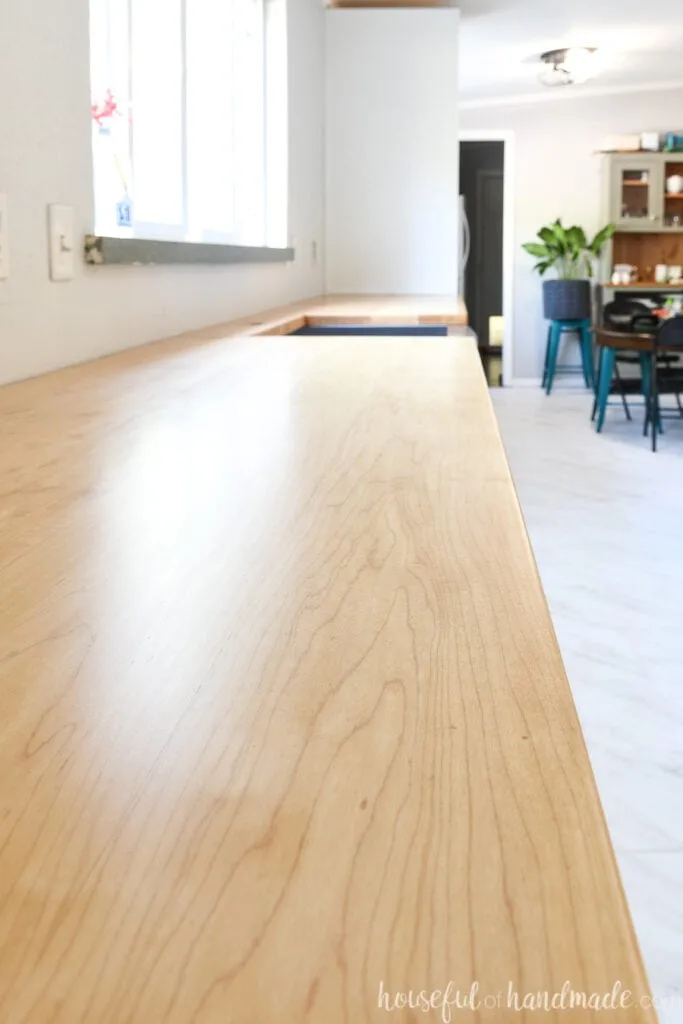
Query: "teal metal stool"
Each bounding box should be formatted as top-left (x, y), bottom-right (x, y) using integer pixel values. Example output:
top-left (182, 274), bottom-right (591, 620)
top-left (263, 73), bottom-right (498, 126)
top-left (542, 319), bottom-right (594, 395)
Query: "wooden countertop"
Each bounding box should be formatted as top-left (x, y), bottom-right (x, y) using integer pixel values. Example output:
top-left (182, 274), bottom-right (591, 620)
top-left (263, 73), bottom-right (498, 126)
top-left (176, 293), bottom-right (469, 342)
top-left (0, 329), bottom-right (654, 1022)
top-left (602, 281), bottom-right (683, 291)
top-left (283, 293), bottom-right (468, 326)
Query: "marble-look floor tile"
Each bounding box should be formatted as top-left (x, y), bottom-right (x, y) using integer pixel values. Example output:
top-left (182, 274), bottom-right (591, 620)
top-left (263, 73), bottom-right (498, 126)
top-left (616, 851), bottom-right (683, 1024)
top-left (492, 389), bottom-right (683, 1013)
top-left (492, 389), bottom-right (683, 850)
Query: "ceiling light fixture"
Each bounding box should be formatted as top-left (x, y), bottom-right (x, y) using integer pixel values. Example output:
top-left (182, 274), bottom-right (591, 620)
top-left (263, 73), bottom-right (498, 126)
top-left (539, 47), bottom-right (598, 88)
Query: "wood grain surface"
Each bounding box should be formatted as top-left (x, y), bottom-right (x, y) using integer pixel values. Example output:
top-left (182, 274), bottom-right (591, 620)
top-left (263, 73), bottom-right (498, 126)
top-left (0, 332), bottom-right (654, 1023)
top-left (175, 293), bottom-right (469, 344)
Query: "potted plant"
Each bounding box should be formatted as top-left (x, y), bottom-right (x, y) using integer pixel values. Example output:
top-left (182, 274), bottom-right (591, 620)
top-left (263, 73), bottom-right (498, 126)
top-left (523, 219), bottom-right (615, 321)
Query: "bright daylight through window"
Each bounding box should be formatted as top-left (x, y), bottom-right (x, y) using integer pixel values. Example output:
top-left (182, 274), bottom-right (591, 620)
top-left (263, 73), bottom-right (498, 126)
top-left (89, 0), bottom-right (288, 248)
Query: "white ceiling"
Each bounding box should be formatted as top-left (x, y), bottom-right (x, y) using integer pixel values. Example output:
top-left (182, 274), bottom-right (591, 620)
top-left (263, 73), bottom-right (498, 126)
top-left (458, 0), bottom-right (683, 105)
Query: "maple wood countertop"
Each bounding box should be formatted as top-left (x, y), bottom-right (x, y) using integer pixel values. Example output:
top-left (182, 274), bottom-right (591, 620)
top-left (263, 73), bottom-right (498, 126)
top-left (180, 293), bottom-right (469, 340)
top-left (0, 326), bottom-right (655, 1022)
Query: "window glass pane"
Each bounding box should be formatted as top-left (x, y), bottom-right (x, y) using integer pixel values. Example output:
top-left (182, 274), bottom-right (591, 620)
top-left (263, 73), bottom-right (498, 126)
top-left (131, 0), bottom-right (184, 228)
top-left (90, 0), bottom-right (110, 101)
top-left (233, 0), bottom-right (265, 245)
top-left (90, 0), bottom-right (132, 235)
top-left (265, 0), bottom-right (287, 247)
top-left (186, 0), bottom-right (236, 239)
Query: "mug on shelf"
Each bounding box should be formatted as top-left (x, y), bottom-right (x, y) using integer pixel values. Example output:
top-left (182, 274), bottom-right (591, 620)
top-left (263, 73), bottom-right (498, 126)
top-left (668, 265), bottom-right (683, 283)
top-left (666, 175), bottom-right (683, 195)
top-left (613, 263), bottom-right (637, 283)
top-left (655, 264), bottom-right (669, 284)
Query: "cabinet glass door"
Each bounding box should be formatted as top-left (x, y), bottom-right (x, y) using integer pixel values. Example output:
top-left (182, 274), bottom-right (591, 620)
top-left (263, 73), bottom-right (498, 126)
top-left (616, 165), bottom-right (655, 224)
top-left (663, 158), bottom-right (683, 229)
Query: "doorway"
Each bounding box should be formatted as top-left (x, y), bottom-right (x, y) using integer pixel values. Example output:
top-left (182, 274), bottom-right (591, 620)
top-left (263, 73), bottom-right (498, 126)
top-left (459, 134), bottom-right (513, 386)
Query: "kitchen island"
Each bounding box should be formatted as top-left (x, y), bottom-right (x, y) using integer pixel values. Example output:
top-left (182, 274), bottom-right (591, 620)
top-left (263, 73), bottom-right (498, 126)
top-left (0, 301), bottom-right (655, 1022)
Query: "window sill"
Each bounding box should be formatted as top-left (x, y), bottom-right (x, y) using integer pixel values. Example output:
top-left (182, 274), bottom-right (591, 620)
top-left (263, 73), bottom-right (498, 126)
top-left (84, 235), bottom-right (295, 267)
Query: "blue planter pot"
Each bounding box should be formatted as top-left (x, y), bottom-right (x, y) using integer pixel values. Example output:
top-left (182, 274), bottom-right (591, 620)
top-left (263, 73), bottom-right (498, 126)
top-left (543, 279), bottom-right (591, 321)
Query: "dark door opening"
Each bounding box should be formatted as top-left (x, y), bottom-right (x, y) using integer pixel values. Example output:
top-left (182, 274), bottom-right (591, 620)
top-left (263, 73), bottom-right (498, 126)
top-left (459, 141), bottom-right (504, 386)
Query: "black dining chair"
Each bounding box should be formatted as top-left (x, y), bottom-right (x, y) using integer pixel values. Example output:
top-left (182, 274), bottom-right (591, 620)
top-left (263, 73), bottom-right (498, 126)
top-left (645, 315), bottom-right (683, 452)
top-left (603, 297), bottom-right (653, 328)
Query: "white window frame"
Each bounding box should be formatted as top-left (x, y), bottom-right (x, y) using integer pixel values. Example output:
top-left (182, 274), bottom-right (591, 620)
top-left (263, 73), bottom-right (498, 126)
top-left (90, 0), bottom-right (287, 248)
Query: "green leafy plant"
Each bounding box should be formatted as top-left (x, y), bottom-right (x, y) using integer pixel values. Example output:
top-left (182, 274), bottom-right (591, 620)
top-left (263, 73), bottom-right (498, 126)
top-left (522, 219), bottom-right (615, 280)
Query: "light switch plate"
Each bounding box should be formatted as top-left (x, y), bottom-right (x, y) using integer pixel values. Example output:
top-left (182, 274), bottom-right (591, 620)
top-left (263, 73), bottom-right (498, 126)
top-left (48, 204), bottom-right (75, 281)
top-left (0, 194), bottom-right (9, 280)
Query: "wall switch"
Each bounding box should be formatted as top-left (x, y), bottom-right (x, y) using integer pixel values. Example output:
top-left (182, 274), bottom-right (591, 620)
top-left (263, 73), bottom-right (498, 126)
top-left (311, 239), bottom-right (318, 264)
top-left (0, 194), bottom-right (9, 280)
top-left (48, 204), bottom-right (75, 281)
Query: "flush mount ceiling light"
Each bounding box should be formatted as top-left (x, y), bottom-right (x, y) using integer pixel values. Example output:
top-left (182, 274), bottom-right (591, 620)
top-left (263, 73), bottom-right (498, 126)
top-left (539, 47), bottom-right (598, 87)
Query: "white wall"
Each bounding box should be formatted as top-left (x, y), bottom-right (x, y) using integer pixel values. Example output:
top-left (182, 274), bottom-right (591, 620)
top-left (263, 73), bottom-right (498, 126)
top-left (325, 9), bottom-right (460, 295)
top-left (0, 0), bottom-right (324, 386)
top-left (461, 86), bottom-right (683, 382)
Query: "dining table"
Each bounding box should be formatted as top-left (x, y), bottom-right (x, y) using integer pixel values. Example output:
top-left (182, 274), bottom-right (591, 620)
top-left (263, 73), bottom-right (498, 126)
top-left (593, 311), bottom-right (683, 449)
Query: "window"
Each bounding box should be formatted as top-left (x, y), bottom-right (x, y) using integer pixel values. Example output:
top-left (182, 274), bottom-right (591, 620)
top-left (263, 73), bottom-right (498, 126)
top-left (89, 0), bottom-right (288, 248)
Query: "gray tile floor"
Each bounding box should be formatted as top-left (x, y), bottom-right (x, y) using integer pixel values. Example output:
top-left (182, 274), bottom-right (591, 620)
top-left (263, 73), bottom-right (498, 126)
top-left (492, 387), bottom-right (683, 1023)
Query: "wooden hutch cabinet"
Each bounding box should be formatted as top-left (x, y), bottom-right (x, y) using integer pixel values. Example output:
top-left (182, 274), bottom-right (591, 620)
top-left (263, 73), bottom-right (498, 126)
top-left (601, 152), bottom-right (683, 293)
